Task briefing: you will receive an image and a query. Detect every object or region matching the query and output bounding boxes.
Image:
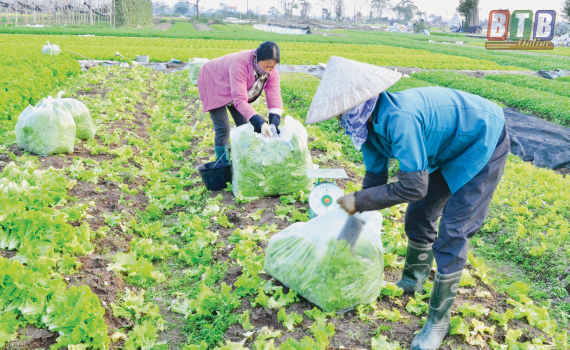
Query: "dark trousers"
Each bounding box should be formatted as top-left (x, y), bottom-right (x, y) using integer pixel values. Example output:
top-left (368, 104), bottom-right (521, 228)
top-left (209, 105), bottom-right (248, 147)
top-left (405, 126), bottom-right (510, 274)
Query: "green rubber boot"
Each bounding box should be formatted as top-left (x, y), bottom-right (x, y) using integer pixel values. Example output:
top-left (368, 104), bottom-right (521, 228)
top-left (411, 270), bottom-right (463, 350)
top-left (215, 146), bottom-right (229, 162)
top-left (396, 240), bottom-right (435, 294)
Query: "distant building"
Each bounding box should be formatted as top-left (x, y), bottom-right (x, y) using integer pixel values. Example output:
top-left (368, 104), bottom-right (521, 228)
top-left (449, 12), bottom-right (461, 28)
top-left (227, 6), bottom-right (237, 13)
top-left (429, 14), bottom-right (443, 25)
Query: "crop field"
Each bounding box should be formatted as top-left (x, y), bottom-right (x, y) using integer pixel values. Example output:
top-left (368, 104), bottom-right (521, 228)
top-left (1, 24), bottom-right (570, 350)
top-left (3, 34), bottom-right (523, 69)
top-left (466, 42), bottom-right (570, 58)
top-left (411, 72), bottom-right (570, 127)
top-left (4, 24), bottom-right (570, 70)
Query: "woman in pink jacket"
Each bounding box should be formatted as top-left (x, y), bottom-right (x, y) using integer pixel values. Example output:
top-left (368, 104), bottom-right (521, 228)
top-left (198, 41), bottom-right (284, 161)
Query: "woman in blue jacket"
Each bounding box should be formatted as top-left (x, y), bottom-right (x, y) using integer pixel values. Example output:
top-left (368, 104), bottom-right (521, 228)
top-left (306, 57), bottom-right (510, 350)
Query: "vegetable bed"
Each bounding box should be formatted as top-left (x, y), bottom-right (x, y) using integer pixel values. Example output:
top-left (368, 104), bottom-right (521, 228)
top-left (0, 67), bottom-right (567, 350)
top-left (0, 34), bottom-right (521, 71)
top-left (412, 71), bottom-right (570, 127)
top-left (484, 74), bottom-right (570, 99)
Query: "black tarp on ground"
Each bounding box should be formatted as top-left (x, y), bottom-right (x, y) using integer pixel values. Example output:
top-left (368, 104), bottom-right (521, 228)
top-left (504, 107), bottom-right (570, 170)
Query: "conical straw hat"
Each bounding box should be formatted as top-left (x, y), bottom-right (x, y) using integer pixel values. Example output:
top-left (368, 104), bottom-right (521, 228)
top-left (305, 56), bottom-right (402, 125)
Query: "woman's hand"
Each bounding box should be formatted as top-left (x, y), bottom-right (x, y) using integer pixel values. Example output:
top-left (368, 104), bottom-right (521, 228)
top-left (337, 193), bottom-right (357, 215)
top-left (249, 114), bottom-right (273, 137)
top-left (261, 123), bottom-right (273, 138)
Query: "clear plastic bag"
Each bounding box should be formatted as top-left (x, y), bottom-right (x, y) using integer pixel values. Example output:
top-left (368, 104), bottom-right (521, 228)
top-left (15, 102), bottom-right (76, 156)
top-left (188, 58), bottom-right (209, 85)
top-left (36, 92), bottom-right (95, 140)
top-left (41, 41), bottom-right (61, 55)
top-left (230, 116), bottom-right (313, 197)
top-left (264, 208), bottom-right (384, 312)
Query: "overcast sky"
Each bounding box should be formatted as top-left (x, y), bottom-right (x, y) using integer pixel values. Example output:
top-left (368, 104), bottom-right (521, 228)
top-left (160, 0), bottom-right (567, 21)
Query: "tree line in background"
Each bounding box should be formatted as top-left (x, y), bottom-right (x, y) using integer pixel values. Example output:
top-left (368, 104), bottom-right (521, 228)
top-left (563, 0), bottom-right (570, 21)
top-left (2, 0), bottom-right (570, 28)
top-left (151, 0), bottom-right (570, 27)
top-left (152, 0), bottom-right (424, 23)
top-left (313, 0), bottom-right (420, 22)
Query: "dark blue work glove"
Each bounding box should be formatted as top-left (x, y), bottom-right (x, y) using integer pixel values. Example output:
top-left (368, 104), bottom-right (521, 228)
top-left (249, 114), bottom-right (268, 133)
top-left (269, 113), bottom-right (281, 134)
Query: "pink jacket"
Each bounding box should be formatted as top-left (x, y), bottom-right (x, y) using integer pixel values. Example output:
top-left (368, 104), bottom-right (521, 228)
top-left (197, 50), bottom-right (283, 120)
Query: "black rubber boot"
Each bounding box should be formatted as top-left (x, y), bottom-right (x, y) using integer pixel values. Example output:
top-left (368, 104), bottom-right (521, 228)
top-left (396, 240), bottom-right (434, 294)
top-left (411, 270), bottom-right (463, 350)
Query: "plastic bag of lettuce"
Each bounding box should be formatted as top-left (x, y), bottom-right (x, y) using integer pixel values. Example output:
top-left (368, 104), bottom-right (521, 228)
top-left (36, 92), bottom-right (95, 140)
top-left (230, 116), bottom-right (313, 197)
top-left (15, 102), bottom-right (76, 156)
top-left (264, 208), bottom-right (384, 312)
top-left (188, 58), bottom-right (209, 85)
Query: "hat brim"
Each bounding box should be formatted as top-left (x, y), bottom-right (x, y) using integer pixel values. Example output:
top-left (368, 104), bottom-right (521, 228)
top-left (305, 56), bottom-right (402, 125)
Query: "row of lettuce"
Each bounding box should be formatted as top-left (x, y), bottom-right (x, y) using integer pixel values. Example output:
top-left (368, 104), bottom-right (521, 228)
top-left (2, 26), bottom-right (570, 70)
top-left (4, 34), bottom-right (521, 70)
top-left (0, 66), bottom-right (176, 350)
top-left (129, 65), bottom-right (369, 348)
top-left (411, 72), bottom-right (570, 127)
top-left (0, 161), bottom-right (109, 349)
top-left (477, 157), bottom-right (570, 323)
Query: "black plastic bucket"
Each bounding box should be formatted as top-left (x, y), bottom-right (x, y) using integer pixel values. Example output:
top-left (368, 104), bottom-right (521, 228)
top-left (197, 160), bottom-right (233, 191)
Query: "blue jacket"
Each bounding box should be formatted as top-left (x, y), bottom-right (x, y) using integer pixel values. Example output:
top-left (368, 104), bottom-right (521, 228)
top-left (361, 87), bottom-right (505, 193)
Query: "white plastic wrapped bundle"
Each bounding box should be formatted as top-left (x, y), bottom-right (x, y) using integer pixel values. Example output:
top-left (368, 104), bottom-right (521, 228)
top-left (15, 103), bottom-right (76, 156)
top-left (188, 58), bottom-right (209, 85)
top-left (230, 116), bottom-right (313, 197)
top-left (36, 93), bottom-right (95, 140)
top-left (41, 41), bottom-right (61, 55)
top-left (264, 208), bottom-right (384, 312)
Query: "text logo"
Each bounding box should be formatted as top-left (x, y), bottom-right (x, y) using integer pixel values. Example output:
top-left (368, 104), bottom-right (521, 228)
top-left (486, 10), bottom-right (556, 50)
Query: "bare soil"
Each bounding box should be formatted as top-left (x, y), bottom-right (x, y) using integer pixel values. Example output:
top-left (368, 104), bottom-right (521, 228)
top-left (554, 166), bottom-right (570, 177)
top-left (7, 325), bottom-right (58, 350)
top-left (310, 31), bottom-right (348, 37)
top-left (151, 22), bottom-right (173, 30)
top-left (192, 21), bottom-right (212, 31)
top-left (0, 249), bottom-right (17, 259)
top-left (66, 254), bottom-right (135, 337)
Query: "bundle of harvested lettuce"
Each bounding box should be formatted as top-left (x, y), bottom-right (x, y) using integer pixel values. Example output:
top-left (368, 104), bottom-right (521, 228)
top-left (231, 116), bottom-right (313, 197)
top-left (264, 209), bottom-right (384, 312)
